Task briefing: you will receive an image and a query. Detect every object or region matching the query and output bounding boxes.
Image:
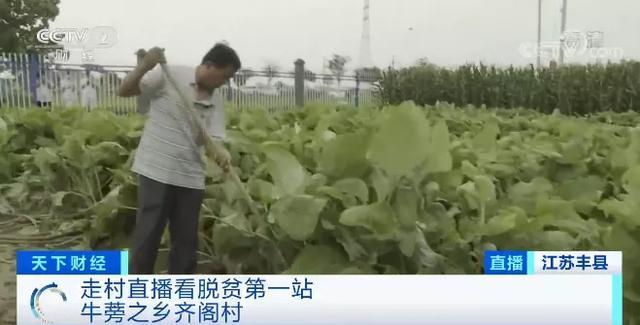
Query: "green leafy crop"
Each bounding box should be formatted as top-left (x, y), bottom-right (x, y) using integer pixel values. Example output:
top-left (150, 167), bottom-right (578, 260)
top-left (2, 103), bottom-right (640, 323)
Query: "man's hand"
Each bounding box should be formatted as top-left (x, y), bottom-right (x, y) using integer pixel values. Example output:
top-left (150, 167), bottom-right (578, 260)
top-left (138, 47), bottom-right (166, 72)
top-left (119, 47), bottom-right (166, 97)
top-left (205, 139), bottom-right (232, 173)
top-left (214, 147), bottom-right (232, 173)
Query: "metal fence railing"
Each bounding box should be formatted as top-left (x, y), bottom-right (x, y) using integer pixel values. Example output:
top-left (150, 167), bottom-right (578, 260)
top-left (0, 52), bottom-right (380, 114)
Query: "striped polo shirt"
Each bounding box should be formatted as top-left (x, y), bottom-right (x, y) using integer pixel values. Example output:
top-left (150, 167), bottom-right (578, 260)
top-left (131, 64), bottom-right (225, 190)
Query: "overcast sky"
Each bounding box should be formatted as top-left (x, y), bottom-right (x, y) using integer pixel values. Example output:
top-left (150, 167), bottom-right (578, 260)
top-left (51, 0), bottom-right (640, 72)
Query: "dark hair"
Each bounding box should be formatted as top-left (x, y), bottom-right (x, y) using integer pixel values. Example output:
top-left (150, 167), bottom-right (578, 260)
top-left (201, 43), bottom-right (241, 71)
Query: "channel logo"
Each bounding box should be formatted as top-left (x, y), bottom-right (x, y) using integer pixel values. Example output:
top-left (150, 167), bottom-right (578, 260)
top-left (30, 283), bottom-right (67, 324)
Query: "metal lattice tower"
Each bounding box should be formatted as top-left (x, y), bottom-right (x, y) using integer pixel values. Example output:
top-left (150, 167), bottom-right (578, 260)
top-left (358, 0), bottom-right (373, 68)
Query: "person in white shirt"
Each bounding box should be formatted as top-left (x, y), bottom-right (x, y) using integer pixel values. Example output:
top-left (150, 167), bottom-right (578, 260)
top-left (59, 71), bottom-right (74, 91)
top-left (118, 44), bottom-right (240, 274)
top-left (62, 85), bottom-right (78, 108)
top-left (81, 81), bottom-right (98, 110)
top-left (35, 80), bottom-right (52, 108)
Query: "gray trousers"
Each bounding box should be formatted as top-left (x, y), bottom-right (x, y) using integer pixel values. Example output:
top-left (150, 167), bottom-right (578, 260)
top-left (129, 175), bottom-right (204, 274)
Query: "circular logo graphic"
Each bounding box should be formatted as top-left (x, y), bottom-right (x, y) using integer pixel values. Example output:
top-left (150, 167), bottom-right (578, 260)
top-left (560, 30), bottom-right (589, 58)
top-left (84, 26), bottom-right (118, 50)
top-left (30, 283), bottom-right (67, 324)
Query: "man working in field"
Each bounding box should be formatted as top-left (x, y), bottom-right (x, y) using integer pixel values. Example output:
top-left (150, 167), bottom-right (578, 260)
top-left (118, 43), bottom-right (241, 274)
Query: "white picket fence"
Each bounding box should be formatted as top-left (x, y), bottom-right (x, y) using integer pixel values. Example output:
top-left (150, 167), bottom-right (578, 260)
top-left (0, 52), bottom-right (380, 114)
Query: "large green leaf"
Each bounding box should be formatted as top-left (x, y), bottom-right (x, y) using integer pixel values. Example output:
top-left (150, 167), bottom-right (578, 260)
top-left (285, 245), bottom-right (348, 274)
top-left (31, 147), bottom-right (60, 177)
top-left (599, 198), bottom-right (640, 227)
top-left (318, 132), bottom-right (370, 179)
top-left (60, 134), bottom-right (87, 166)
top-left (248, 179), bottom-right (278, 203)
top-left (545, 218), bottom-right (600, 240)
top-left (212, 213), bottom-right (255, 256)
top-left (368, 103), bottom-right (431, 177)
top-left (339, 202), bottom-right (398, 239)
top-left (472, 119), bottom-right (499, 162)
top-left (398, 228), bottom-right (418, 257)
top-left (79, 111), bottom-right (123, 143)
top-left (533, 231), bottom-right (579, 251)
top-left (370, 168), bottom-right (392, 201)
top-left (262, 143), bottom-right (307, 195)
top-left (430, 170), bottom-right (464, 190)
top-left (86, 142), bottom-right (128, 167)
top-left (271, 195), bottom-right (327, 241)
top-left (335, 227), bottom-right (368, 262)
top-left (535, 198), bottom-right (580, 220)
top-left (556, 176), bottom-right (605, 213)
top-left (93, 186), bottom-right (121, 219)
top-left (91, 185), bottom-right (122, 235)
top-left (414, 229), bottom-right (443, 270)
top-left (622, 165), bottom-right (640, 199)
top-left (330, 178), bottom-right (369, 206)
top-left (603, 223), bottom-right (640, 263)
top-left (508, 178), bottom-right (553, 214)
top-left (481, 208), bottom-right (518, 236)
top-left (457, 176), bottom-right (495, 210)
top-left (472, 120), bottom-right (500, 150)
top-left (304, 174), bottom-right (328, 194)
top-left (473, 175), bottom-right (496, 204)
top-left (461, 160), bottom-right (481, 178)
top-left (423, 119), bottom-right (453, 174)
top-left (393, 186), bottom-right (419, 229)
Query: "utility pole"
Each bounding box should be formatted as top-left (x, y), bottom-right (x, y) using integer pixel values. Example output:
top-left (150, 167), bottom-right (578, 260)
top-left (537, 0), bottom-right (542, 69)
top-left (558, 0), bottom-right (568, 65)
top-left (358, 0), bottom-right (373, 68)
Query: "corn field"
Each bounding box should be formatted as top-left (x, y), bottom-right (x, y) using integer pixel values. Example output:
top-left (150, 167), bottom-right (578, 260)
top-left (378, 61), bottom-right (640, 114)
